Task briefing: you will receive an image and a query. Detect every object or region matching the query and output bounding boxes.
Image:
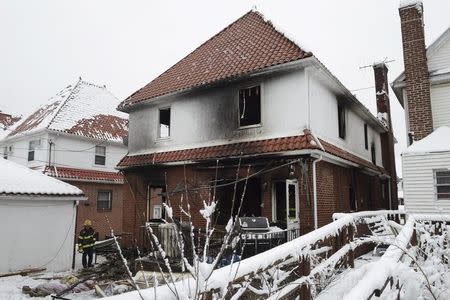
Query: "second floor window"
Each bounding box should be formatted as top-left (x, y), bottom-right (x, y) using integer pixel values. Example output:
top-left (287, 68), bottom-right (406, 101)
top-left (371, 143), bottom-right (376, 165)
top-left (95, 145), bottom-right (106, 165)
top-left (338, 104), bottom-right (346, 139)
top-left (364, 123), bottom-right (368, 150)
top-left (28, 140), bottom-right (40, 161)
top-left (239, 86), bottom-right (261, 127)
top-left (159, 108), bottom-right (171, 138)
top-left (97, 190), bottom-right (112, 210)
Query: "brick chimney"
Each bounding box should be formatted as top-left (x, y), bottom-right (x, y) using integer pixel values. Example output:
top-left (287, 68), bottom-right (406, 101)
top-left (399, 1), bottom-right (433, 141)
top-left (373, 62), bottom-right (398, 209)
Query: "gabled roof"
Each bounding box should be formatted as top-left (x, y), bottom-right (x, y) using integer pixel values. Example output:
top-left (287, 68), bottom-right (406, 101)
top-left (119, 10), bottom-right (312, 109)
top-left (8, 80), bottom-right (128, 143)
top-left (0, 158), bottom-right (84, 197)
top-left (43, 166), bottom-right (124, 184)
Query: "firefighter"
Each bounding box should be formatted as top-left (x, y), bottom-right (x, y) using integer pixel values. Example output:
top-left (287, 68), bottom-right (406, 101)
top-left (78, 219), bottom-right (96, 268)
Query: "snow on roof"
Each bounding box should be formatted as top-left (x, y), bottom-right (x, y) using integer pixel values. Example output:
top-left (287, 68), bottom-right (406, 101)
top-left (8, 80), bottom-right (128, 143)
top-left (0, 158), bottom-right (84, 197)
top-left (399, 0), bottom-right (422, 9)
top-left (0, 112), bottom-right (21, 140)
top-left (403, 126), bottom-right (450, 154)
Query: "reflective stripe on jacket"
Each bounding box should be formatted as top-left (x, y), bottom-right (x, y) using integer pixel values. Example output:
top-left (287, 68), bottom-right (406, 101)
top-left (78, 227), bottom-right (96, 249)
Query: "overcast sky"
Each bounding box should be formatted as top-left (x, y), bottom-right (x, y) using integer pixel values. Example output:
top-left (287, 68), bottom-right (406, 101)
top-left (1, 0), bottom-right (449, 176)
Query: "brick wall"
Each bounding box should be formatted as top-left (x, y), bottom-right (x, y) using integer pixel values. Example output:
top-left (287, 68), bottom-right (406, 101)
top-left (122, 158), bottom-right (390, 248)
top-left (73, 182), bottom-right (124, 241)
top-left (399, 3), bottom-right (433, 141)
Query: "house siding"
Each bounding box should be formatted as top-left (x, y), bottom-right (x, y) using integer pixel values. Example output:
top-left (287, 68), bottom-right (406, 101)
top-left (402, 152), bottom-right (450, 213)
top-left (428, 36), bottom-right (450, 71)
top-left (430, 83), bottom-right (450, 128)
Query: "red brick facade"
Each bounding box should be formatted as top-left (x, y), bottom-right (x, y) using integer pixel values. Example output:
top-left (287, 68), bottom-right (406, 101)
top-left (72, 182), bottom-right (124, 241)
top-left (121, 157), bottom-right (390, 249)
top-left (399, 3), bottom-right (433, 141)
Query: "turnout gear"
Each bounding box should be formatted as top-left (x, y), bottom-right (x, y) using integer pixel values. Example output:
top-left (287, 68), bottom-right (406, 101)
top-left (78, 224), bottom-right (96, 268)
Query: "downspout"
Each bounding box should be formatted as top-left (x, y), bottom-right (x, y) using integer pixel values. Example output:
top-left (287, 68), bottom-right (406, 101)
top-left (388, 179), bottom-right (392, 210)
top-left (312, 154), bottom-right (323, 230)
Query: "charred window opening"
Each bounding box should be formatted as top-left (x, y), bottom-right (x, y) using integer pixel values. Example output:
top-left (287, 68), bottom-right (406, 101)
top-left (364, 123), bottom-right (368, 150)
top-left (159, 108), bottom-right (171, 138)
top-left (239, 86), bottom-right (261, 127)
top-left (338, 104), bottom-right (346, 139)
top-left (371, 143), bottom-right (376, 165)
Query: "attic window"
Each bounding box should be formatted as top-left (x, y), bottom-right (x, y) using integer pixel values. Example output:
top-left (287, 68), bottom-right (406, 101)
top-left (159, 108), bottom-right (171, 138)
top-left (239, 86), bottom-right (261, 127)
top-left (435, 171), bottom-right (450, 200)
top-left (95, 145), bottom-right (106, 165)
top-left (338, 104), bottom-right (346, 139)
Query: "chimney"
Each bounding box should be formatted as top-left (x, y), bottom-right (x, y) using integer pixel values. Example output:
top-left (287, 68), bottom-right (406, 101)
top-left (399, 0), bottom-right (433, 142)
top-left (373, 62), bottom-right (398, 209)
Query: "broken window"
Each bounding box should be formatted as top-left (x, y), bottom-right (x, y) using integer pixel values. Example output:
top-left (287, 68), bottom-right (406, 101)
top-left (239, 86), bottom-right (261, 127)
top-left (371, 143), bottom-right (376, 165)
top-left (364, 123), bottom-right (368, 150)
top-left (95, 145), bottom-right (106, 165)
top-left (97, 190), bottom-right (112, 210)
top-left (28, 140), bottom-right (40, 162)
top-left (338, 104), bottom-right (346, 139)
top-left (435, 170), bottom-right (450, 200)
top-left (159, 108), bottom-right (171, 138)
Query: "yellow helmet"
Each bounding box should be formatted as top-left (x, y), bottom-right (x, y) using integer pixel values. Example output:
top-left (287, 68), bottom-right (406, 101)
top-left (84, 219), bottom-right (92, 226)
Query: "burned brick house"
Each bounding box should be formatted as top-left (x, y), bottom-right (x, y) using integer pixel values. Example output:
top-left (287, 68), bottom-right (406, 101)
top-left (117, 10), bottom-right (397, 247)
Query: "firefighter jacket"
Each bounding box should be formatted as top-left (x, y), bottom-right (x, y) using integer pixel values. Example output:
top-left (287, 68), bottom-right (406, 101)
top-left (78, 227), bottom-right (96, 250)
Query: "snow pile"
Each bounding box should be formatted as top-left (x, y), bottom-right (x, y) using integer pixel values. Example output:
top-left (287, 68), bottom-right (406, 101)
top-left (403, 126), bottom-right (450, 154)
top-left (0, 158), bottom-right (83, 196)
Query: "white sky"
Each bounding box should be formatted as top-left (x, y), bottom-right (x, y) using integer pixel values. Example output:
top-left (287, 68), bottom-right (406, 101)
top-left (1, 0), bottom-right (449, 176)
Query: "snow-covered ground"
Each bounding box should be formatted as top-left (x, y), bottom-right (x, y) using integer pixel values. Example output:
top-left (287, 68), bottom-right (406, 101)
top-left (0, 273), bottom-right (95, 300)
top-left (316, 252), bottom-right (381, 300)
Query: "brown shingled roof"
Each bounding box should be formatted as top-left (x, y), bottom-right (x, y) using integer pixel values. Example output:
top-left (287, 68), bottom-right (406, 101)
top-left (117, 134), bottom-right (385, 174)
top-left (120, 10), bottom-right (312, 108)
top-left (44, 166), bottom-right (124, 184)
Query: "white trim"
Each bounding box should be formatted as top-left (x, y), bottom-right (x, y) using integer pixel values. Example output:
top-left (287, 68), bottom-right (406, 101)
top-left (0, 195), bottom-right (87, 201)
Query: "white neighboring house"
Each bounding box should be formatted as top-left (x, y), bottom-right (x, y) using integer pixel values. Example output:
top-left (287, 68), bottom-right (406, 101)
top-left (0, 158), bottom-right (85, 273)
top-left (392, 2), bottom-right (450, 213)
top-left (0, 79), bottom-right (128, 240)
top-left (402, 127), bottom-right (450, 213)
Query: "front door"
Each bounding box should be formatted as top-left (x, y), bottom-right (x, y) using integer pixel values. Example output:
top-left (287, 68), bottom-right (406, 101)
top-left (286, 180), bottom-right (300, 240)
top-left (273, 180), bottom-right (300, 240)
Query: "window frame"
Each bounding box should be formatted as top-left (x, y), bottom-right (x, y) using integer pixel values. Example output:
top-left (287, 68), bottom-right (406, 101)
top-left (158, 107), bottom-right (171, 139)
top-left (94, 145), bottom-right (106, 166)
top-left (28, 140), bottom-right (40, 162)
top-left (364, 123), bottom-right (368, 150)
top-left (238, 84), bottom-right (262, 129)
top-left (97, 190), bottom-right (113, 211)
top-left (434, 170), bottom-right (450, 201)
top-left (338, 104), bottom-right (346, 139)
top-left (371, 143), bottom-right (376, 165)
